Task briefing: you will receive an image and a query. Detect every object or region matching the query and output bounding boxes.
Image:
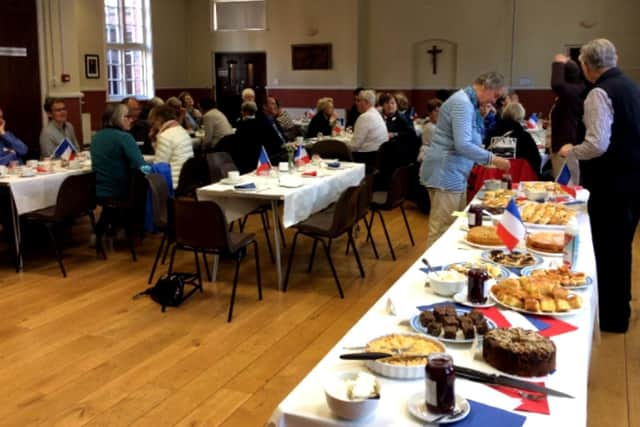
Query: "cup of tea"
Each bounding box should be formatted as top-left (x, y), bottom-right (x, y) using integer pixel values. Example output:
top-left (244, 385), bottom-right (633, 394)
top-left (227, 170), bottom-right (240, 181)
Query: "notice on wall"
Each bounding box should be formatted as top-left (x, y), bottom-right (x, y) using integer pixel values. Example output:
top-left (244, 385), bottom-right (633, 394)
top-left (0, 46), bottom-right (27, 57)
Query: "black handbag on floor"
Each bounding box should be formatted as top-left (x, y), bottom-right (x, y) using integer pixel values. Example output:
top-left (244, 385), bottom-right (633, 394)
top-left (134, 273), bottom-right (185, 312)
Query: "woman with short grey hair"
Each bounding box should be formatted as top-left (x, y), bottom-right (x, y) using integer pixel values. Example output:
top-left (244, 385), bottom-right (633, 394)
top-left (501, 102), bottom-right (525, 122)
top-left (420, 72), bottom-right (510, 246)
top-left (559, 38), bottom-right (640, 333)
top-left (101, 103), bottom-right (130, 130)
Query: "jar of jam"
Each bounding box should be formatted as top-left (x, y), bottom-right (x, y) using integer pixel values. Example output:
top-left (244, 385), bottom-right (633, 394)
top-left (467, 267), bottom-right (489, 304)
top-left (425, 353), bottom-right (455, 414)
top-left (467, 204), bottom-right (483, 228)
top-left (501, 173), bottom-right (513, 190)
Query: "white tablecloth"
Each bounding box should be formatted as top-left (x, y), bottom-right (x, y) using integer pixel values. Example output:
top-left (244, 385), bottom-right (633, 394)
top-left (269, 206), bottom-right (597, 426)
top-left (0, 167), bottom-right (92, 215)
top-left (197, 163), bottom-right (365, 228)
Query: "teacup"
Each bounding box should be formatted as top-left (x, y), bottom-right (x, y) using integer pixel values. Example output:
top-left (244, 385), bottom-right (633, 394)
top-left (26, 159), bottom-right (38, 168)
top-left (278, 162), bottom-right (289, 172)
top-left (227, 170), bottom-right (240, 181)
top-left (0, 165), bottom-right (7, 177)
top-left (21, 166), bottom-right (35, 177)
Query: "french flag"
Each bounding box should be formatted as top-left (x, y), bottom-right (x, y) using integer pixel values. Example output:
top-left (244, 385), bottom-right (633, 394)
top-left (556, 162), bottom-right (577, 198)
top-left (294, 145), bottom-right (310, 166)
top-left (53, 138), bottom-right (77, 161)
top-left (526, 113), bottom-right (539, 130)
top-left (256, 146), bottom-right (272, 175)
top-left (496, 198), bottom-right (526, 251)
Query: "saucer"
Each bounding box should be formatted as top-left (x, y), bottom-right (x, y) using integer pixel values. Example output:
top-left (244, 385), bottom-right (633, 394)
top-left (407, 392), bottom-right (470, 424)
top-left (219, 177), bottom-right (242, 185)
top-left (453, 291), bottom-right (495, 308)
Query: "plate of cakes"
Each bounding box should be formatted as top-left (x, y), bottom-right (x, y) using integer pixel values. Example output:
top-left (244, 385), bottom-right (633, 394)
top-left (525, 231), bottom-right (565, 257)
top-left (518, 201), bottom-right (576, 229)
top-left (482, 327), bottom-right (556, 377)
top-left (489, 277), bottom-right (583, 316)
top-left (520, 265), bottom-right (592, 290)
top-left (410, 304), bottom-right (496, 344)
top-left (481, 249), bottom-right (543, 271)
top-left (463, 225), bottom-right (506, 249)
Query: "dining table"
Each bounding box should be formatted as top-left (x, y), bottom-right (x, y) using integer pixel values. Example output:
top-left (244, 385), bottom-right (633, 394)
top-left (197, 162), bottom-right (365, 289)
top-left (268, 190), bottom-right (597, 426)
top-left (0, 162), bottom-right (93, 271)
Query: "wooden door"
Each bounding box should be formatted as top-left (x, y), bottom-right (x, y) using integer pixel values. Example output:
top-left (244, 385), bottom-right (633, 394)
top-left (0, 0), bottom-right (42, 157)
top-left (214, 52), bottom-right (266, 124)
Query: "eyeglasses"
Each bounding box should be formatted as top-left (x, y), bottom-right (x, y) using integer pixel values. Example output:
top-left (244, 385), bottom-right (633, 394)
top-left (52, 107), bottom-right (67, 112)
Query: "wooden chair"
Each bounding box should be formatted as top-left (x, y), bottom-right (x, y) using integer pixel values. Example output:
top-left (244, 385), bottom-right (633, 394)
top-left (23, 172), bottom-right (97, 277)
top-left (169, 199), bottom-right (262, 322)
top-left (283, 185), bottom-right (363, 298)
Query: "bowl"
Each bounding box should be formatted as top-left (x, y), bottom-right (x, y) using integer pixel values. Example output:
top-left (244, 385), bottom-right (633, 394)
top-left (525, 189), bottom-right (548, 202)
top-left (324, 371), bottom-right (380, 420)
top-left (484, 179), bottom-right (502, 190)
top-left (428, 270), bottom-right (467, 297)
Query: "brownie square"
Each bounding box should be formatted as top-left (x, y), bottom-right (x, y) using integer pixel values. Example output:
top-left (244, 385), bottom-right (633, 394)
top-left (427, 322), bottom-right (442, 336)
top-left (476, 319), bottom-right (489, 335)
top-left (443, 325), bottom-right (458, 339)
top-left (443, 315), bottom-right (459, 328)
top-left (461, 322), bottom-right (475, 339)
top-left (433, 306), bottom-right (448, 320)
top-left (419, 311), bottom-right (436, 327)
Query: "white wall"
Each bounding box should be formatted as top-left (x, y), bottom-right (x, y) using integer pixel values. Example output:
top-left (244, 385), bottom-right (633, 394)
top-left (76, 0), bottom-right (106, 91)
top-left (152, 0), bottom-right (190, 88)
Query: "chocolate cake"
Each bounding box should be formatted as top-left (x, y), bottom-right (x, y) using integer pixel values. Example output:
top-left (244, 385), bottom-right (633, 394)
top-left (427, 322), bottom-right (442, 336)
top-left (443, 325), bottom-right (458, 339)
top-left (419, 311), bottom-right (436, 327)
top-left (482, 327), bottom-right (556, 377)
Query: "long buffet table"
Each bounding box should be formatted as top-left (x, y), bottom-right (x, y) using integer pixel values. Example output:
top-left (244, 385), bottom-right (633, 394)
top-left (268, 196), bottom-right (597, 426)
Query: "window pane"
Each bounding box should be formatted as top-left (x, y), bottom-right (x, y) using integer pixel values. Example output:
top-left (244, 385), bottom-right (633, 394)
top-left (124, 0), bottom-right (143, 43)
top-left (215, 1), bottom-right (266, 31)
top-left (104, 2), bottom-right (121, 43)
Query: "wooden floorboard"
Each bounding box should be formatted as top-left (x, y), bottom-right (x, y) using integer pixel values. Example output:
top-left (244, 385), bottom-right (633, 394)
top-left (0, 204), bottom-right (636, 426)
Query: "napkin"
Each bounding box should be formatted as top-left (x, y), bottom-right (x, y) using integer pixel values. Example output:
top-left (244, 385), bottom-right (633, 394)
top-left (326, 161), bottom-right (341, 168)
top-left (234, 182), bottom-right (257, 190)
top-left (453, 399), bottom-right (526, 426)
top-left (302, 170), bottom-right (317, 176)
top-left (419, 266), bottom-right (445, 274)
top-left (489, 383), bottom-right (550, 414)
top-left (520, 314), bottom-right (578, 337)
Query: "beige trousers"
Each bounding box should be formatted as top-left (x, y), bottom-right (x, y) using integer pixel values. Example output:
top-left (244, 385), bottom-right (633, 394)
top-left (426, 188), bottom-right (467, 248)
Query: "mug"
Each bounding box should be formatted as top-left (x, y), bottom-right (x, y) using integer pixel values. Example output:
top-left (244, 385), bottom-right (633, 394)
top-left (278, 162), bottom-right (289, 172)
top-left (228, 170), bottom-right (240, 181)
top-left (26, 159), bottom-right (38, 168)
top-left (0, 165), bottom-right (7, 177)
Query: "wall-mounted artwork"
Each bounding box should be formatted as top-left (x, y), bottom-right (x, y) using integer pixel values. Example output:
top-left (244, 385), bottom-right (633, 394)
top-left (85, 54), bottom-right (100, 79)
top-left (291, 44), bottom-right (332, 70)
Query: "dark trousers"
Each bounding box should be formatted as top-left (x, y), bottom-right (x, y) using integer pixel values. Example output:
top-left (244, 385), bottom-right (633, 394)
top-left (589, 189), bottom-right (640, 332)
top-left (352, 151), bottom-right (378, 175)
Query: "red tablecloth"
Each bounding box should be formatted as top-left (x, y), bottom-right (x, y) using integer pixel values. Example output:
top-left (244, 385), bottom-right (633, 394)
top-left (467, 158), bottom-right (539, 200)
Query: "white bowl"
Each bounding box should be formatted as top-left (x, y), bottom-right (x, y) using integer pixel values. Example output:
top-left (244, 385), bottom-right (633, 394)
top-left (428, 271), bottom-right (466, 297)
top-left (324, 371), bottom-right (380, 420)
top-left (484, 179), bottom-right (502, 190)
top-left (525, 189), bottom-right (548, 202)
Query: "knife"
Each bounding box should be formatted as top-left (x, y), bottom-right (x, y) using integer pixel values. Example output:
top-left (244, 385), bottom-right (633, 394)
top-left (340, 352), bottom-right (431, 360)
top-left (454, 365), bottom-right (574, 399)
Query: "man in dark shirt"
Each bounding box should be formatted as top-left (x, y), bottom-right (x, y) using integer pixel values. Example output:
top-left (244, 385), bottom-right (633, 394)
top-left (0, 107), bottom-right (28, 165)
top-left (121, 97), bottom-right (153, 154)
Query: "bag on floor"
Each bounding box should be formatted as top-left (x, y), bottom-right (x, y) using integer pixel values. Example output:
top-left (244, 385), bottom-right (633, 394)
top-left (134, 273), bottom-right (185, 312)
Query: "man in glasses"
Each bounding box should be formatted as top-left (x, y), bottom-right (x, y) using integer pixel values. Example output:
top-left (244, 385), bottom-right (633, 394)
top-left (39, 97), bottom-right (80, 158)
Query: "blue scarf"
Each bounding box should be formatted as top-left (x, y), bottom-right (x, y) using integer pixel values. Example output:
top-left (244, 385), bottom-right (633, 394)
top-left (463, 86), bottom-right (485, 137)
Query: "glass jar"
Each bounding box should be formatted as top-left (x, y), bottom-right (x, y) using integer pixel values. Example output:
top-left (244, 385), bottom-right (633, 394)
top-left (425, 353), bottom-right (455, 414)
top-left (501, 173), bottom-right (513, 190)
top-left (467, 267), bottom-right (489, 304)
top-left (467, 204), bottom-right (483, 228)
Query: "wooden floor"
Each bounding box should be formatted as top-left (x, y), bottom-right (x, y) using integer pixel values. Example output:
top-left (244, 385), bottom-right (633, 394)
top-left (0, 204), bottom-right (637, 426)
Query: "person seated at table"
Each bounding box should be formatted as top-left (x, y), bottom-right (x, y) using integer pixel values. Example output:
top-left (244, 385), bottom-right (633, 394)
top-left (262, 96), bottom-right (289, 163)
top-left (420, 72), bottom-right (510, 247)
top-left (200, 97), bottom-right (233, 152)
top-left (91, 104), bottom-right (147, 241)
top-left (39, 97), bottom-right (80, 158)
top-left (120, 97), bottom-right (153, 155)
top-left (307, 97), bottom-right (337, 138)
top-left (349, 89), bottom-right (388, 173)
top-left (0, 107), bottom-right (28, 165)
top-left (418, 98), bottom-right (442, 162)
top-left (149, 105), bottom-right (194, 188)
top-left (179, 91), bottom-right (202, 132)
top-left (394, 92), bottom-right (415, 123)
top-left (345, 87), bottom-right (363, 129)
top-left (486, 102), bottom-right (541, 177)
top-left (165, 97), bottom-right (188, 133)
top-left (217, 101), bottom-right (264, 174)
top-left (272, 97), bottom-right (300, 140)
top-left (242, 88), bottom-right (256, 103)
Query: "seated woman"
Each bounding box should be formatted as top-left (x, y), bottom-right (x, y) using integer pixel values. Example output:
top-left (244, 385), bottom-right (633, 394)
top-left (486, 102), bottom-right (541, 177)
top-left (178, 91), bottom-right (202, 132)
top-left (90, 103), bottom-right (147, 245)
top-left (307, 97), bottom-right (337, 137)
top-left (149, 105), bottom-right (194, 188)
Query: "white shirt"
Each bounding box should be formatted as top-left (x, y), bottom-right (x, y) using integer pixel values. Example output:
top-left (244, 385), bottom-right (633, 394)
top-left (202, 108), bottom-right (233, 149)
top-left (154, 123), bottom-right (194, 188)
top-left (349, 107), bottom-right (388, 152)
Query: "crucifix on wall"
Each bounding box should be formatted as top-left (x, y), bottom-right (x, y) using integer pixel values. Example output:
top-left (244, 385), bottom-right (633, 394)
top-left (427, 45), bottom-right (443, 74)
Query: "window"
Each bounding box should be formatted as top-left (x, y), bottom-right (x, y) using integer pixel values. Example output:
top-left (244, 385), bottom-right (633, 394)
top-left (105, 0), bottom-right (153, 100)
top-left (211, 0), bottom-right (266, 31)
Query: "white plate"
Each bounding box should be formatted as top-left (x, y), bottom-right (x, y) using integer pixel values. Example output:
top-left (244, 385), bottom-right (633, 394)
top-left (407, 392), bottom-right (470, 424)
top-left (489, 290), bottom-right (583, 317)
top-left (453, 291), bottom-right (496, 308)
top-left (523, 222), bottom-right (566, 231)
top-left (409, 311), bottom-right (496, 344)
top-left (525, 246), bottom-right (564, 257)
top-left (219, 177), bottom-right (242, 185)
top-left (520, 266), bottom-right (592, 290)
top-left (461, 238), bottom-right (506, 250)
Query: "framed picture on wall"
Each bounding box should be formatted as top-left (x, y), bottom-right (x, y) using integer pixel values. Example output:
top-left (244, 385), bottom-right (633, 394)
top-left (85, 54), bottom-right (100, 79)
top-left (291, 44), bottom-right (332, 70)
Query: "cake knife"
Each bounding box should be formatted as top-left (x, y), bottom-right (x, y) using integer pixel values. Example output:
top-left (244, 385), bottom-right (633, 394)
top-left (454, 365), bottom-right (574, 399)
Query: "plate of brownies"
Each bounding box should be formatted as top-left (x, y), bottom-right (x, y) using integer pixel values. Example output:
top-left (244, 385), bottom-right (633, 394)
top-left (410, 304), bottom-right (496, 344)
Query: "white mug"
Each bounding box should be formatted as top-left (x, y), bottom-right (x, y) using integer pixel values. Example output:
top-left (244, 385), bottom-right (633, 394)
top-left (0, 165), bottom-right (7, 177)
top-left (228, 170), bottom-right (240, 180)
top-left (278, 162), bottom-right (289, 172)
top-left (26, 160), bottom-right (38, 168)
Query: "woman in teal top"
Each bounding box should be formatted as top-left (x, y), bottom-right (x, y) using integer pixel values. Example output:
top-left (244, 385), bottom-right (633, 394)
top-left (420, 72), bottom-right (511, 247)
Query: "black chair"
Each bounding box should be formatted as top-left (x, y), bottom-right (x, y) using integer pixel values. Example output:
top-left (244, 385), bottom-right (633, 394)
top-left (347, 174), bottom-right (379, 258)
top-left (283, 185), bottom-right (363, 298)
top-left (310, 139), bottom-right (354, 162)
top-left (95, 170), bottom-right (148, 261)
top-left (23, 172), bottom-right (97, 277)
top-left (146, 173), bottom-right (173, 284)
top-left (175, 156), bottom-right (209, 199)
top-left (169, 199), bottom-right (262, 322)
top-left (367, 165), bottom-right (415, 261)
top-left (206, 152), bottom-right (237, 183)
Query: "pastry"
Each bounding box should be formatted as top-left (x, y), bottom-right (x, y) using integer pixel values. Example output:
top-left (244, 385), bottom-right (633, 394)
top-left (526, 231), bottom-right (565, 253)
top-left (488, 249), bottom-right (537, 268)
top-left (483, 327), bottom-right (556, 377)
top-left (529, 265), bottom-right (588, 287)
top-left (367, 333), bottom-right (445, 366)
top-left (467, 225), bottom-right (503, 246)
top-left (490, 276), bottom-right (582, 313)
top-left (519, 201), bottom-right (575, 225)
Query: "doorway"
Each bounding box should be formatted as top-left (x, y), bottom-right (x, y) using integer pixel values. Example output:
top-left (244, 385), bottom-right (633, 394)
top-left (214, 52), bottom-right (266, 124)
